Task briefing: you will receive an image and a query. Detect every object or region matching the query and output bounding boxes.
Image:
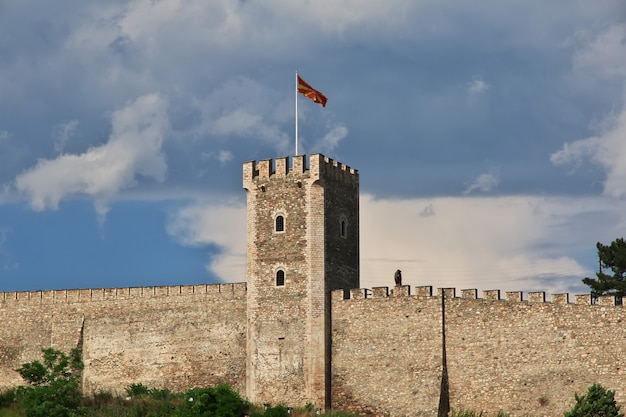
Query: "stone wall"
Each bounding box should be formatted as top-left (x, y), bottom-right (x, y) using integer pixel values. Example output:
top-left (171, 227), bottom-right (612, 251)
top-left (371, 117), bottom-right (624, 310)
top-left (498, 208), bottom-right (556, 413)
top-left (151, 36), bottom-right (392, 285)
top-left (331, 286), bottom-right (626, 417)
top-left (0, 283), bottom-right (247, 395)
top-left (3, 281), bottom-right (626, 416)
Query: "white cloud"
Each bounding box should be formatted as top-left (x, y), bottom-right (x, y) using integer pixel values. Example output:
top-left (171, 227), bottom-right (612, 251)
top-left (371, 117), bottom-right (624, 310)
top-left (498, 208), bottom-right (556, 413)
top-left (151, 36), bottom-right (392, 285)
top-left (467, 79), bottom-right (489, 95)
top-left (553, 23), bottom-right (626, 199)
top-left (463, 167), bottom-right (500, 194)
top-left (201, 150), bottom-right (234, 166)
top-left (360, 194), bottom-right (626, 295)
top-left (551, 100), bottom-right (626, 198)
top-left (193, 77), bottom-right (292, 152)
top-left (166, 201), bottom-right (246, 282)
top-left (15, 93), bottom-right (170, 222)
top-left (99, 0), bottom-right (417, 52)
top-left (166, 194), bottom-right (626, 297)
top-left (573, 24), bottom-right (626, 78)
top-left (315, 125), bottom-right (348, 154)
top-left (52, 120), bottom-right (79, 154)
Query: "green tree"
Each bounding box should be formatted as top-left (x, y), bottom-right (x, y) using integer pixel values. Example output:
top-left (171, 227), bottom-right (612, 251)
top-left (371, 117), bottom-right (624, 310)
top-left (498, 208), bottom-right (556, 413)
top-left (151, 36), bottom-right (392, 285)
top-left (583, 238), bottom-right (626, 302)
top-left (16, 347), bottom-right (84, 417)
top-left (564, 383), bottom-right (623, 417)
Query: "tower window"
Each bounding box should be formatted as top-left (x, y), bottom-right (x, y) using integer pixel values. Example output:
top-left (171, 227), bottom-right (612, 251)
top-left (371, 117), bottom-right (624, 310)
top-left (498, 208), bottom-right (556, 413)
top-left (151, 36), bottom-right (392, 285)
top-left (275, 215), bottom-right (285, 232)
top-left (340, 216), bottom-right (348, 239)
top-left (276, 270), bottom-right (285, 287)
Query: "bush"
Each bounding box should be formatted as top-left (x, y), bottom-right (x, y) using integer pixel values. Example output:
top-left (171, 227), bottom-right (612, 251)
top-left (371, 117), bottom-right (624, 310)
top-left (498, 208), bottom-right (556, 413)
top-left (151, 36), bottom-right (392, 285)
top-left (125, 384), bottom-right (150, 399)
top-left (16, 347), bottom-right (84, 417)
top-left (0, 388), bottom-right (19, 409)
top-left (175, 384), bottom-right (248, 417)
top-left (564, 383), bottom-right (624, 417)
top-left (250, 405), bottom-right (289, 417)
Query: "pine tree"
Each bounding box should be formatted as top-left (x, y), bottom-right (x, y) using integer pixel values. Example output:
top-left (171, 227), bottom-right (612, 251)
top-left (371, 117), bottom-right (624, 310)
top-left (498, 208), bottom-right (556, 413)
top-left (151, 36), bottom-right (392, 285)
top-left (564, 383), bottom-right (624, 417)
top-left (583, 238), bottom-right (626, 303)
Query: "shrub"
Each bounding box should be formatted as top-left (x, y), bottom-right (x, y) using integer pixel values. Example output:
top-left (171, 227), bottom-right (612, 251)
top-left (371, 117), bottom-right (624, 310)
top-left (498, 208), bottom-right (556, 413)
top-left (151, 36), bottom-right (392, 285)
top-left (250, 405), bottom-right (289, 417)
top-left (16, 347), bottom-right (84, 417)
top-left (0, 388), bottom-right (19, 409)
top-left (564, 383), bottom-right (624, 417)
top-left (175, 384), bottom-right (248, 417)
top-left (125, 384), bottom-right (150, 399)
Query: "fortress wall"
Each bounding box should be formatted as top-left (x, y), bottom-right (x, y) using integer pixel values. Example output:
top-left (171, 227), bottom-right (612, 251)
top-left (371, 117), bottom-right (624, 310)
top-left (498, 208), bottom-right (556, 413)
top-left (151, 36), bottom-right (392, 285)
top-left (330, 287), bottom-right (443, 416)
top-left (445, 291), bottom-right (625, 416)
top-left (0, 283), bottom-right (247, 395)
top-left (331, 286), bottom-right (626, 417)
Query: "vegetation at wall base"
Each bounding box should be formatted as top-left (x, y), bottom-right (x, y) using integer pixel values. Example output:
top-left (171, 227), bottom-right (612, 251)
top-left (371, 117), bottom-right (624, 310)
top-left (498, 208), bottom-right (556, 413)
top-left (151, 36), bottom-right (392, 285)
top-left (16, 347), bottom-right (83, 417)
top-left (564, 383), bottom-right (624, 417)
top-left (1, 375), bottom-right (356, 417)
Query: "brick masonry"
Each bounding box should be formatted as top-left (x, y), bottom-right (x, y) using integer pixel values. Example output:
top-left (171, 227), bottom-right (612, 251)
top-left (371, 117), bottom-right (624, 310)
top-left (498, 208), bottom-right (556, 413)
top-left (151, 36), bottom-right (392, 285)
top-left (1, 154), bottom-right (624, 416)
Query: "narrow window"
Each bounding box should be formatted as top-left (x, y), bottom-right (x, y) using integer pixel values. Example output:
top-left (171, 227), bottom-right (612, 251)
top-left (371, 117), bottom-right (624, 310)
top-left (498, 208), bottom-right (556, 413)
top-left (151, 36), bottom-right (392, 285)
top-left (275, 215), bottom-right (285, 232)
top-left (276, 270), bottom-right (285, 287)
top-left (340, 216), bottom-right (348, 238)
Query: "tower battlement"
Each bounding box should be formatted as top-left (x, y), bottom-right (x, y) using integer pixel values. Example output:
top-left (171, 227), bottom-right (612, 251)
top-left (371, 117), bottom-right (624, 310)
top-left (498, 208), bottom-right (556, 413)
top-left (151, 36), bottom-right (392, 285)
top-left (243, 154), bottom-right (358, 187)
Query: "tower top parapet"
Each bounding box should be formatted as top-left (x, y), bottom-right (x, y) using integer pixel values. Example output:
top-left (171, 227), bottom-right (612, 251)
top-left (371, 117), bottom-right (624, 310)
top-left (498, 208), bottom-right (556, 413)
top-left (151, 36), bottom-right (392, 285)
top-left (243, 154), bottom-right (358, 188)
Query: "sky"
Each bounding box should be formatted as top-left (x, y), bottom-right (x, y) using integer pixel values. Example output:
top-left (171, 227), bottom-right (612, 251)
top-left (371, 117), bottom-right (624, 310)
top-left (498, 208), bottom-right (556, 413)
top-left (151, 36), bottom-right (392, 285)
top-left (1, 0), bottom-right (626, 298)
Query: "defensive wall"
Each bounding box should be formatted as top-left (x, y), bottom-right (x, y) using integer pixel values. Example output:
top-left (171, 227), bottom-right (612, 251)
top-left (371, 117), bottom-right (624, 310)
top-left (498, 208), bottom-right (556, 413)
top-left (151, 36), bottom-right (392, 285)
top-left (0, 283), bottom-right (248, 395)
top-left (331, 285), bottom-right (626, 417)
top-left (2, 282), bottom-right (625, 416)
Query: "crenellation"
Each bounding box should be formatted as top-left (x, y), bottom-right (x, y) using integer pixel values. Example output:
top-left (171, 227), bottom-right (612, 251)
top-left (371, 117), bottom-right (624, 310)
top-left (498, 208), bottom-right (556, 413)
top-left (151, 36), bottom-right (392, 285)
top-left (371, 287), bottom-right (389, 298)
top-left (193, 284), bottom-right (207, 294)
top-left (42, 290), bottom-right (55, 302)
top-left (505, 291), bottom-right (522, 301)
top-left (1, 283), bottom-right (608, 309)
top-left (275, 156), bottom-right (289, 177)
top-left (438, 287), bottom-right (456, 298)
top-left (551, 293), bottom-right (569, 304)
top-left (415, 285), bottom-right (433, 297)
top-left (88, 288), bottom-right (103, 300)
top-left (292, 154), bottom-right (306, 174)
top-left (528, 291), bottom-right (545, 302)
top-left (257, 159), bottom-right (272, 178)
top-left (598, 295), bottom-right (618, 306)
top-left (331, 289), bottom-right (346, 302)
top-left (461, 289), bottom-right (478, 299)
top-left (114, 287), bottom-right (130, 299)
top-left (154, 286), bottom-right (169, 296)
top-left (17, 291), bottom-right (31, 300)
top-left (391, 285), bottom-right (410, 297)
top-left (350, 288), bottom-right (368, 299)
top-left (483, 289), bottom-right (500, 300)
top-left (222, 282), bottom-right (247, 298)
top-left (79, 288), bottom-right (92, 301)
top-left (575, 294), bottom-right (592, 305)
top-left (127, 287), bottom-right (142, 298)
top-left (206, 283), bottom-right (221, 297)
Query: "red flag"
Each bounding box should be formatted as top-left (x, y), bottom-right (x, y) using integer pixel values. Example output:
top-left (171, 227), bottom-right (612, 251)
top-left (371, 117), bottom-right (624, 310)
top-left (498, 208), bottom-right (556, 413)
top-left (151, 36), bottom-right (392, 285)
top-left (297, 75), bottom-right (328, 107)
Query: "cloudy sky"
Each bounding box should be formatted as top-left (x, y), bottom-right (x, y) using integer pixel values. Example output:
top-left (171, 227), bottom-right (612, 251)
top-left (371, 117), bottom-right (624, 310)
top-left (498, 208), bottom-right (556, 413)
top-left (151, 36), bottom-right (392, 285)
top-left (1, 0), bottom-right (625, 298)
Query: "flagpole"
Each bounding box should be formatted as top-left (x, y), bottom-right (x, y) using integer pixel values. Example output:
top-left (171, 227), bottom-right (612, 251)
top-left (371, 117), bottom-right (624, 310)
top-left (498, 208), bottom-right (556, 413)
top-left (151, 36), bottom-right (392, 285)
top-left (295, 71), bottom-right (299, 156)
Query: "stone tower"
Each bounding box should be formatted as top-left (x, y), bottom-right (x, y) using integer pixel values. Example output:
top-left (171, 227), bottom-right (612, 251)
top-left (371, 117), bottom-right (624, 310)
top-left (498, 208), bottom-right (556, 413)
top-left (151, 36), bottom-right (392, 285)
top-left (243, 154), bottom-right (359, 409)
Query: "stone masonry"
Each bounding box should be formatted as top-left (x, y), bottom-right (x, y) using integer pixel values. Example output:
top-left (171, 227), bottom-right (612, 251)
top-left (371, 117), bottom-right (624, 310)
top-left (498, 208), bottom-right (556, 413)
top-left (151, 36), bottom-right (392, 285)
top-left (1, 154), bottom-right (625, 416)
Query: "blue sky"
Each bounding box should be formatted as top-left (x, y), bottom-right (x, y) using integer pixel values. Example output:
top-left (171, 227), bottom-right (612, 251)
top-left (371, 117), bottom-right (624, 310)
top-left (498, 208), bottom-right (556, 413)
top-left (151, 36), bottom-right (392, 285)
top-left (1, 0), bottom-right (626, 297)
